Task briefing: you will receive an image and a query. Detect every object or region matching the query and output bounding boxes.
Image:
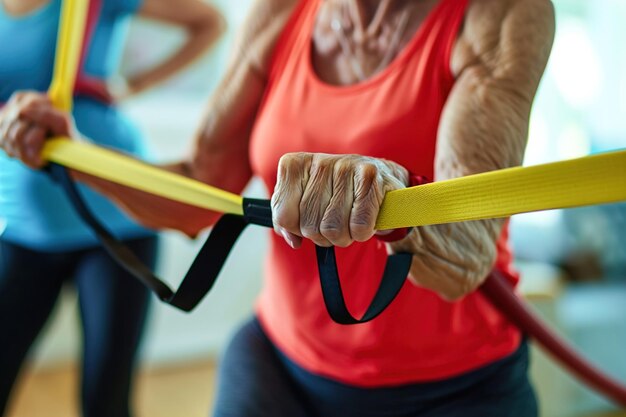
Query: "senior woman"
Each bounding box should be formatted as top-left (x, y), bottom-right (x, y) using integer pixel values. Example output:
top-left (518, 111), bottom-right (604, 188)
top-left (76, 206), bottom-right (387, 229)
top-left (0, 0), bottom-right (555, 415)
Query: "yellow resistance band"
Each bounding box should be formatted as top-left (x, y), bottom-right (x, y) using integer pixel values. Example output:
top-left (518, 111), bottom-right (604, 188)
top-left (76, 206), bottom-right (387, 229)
top-left (42, 139), bottom-right (626, 228)
top-left (43, 0), bottom-right (243, 215)
top-left (42, 0), bottom-right (626, 229)
top-left (42, 139), bottom-right (244, 215)
top-left (47, 0), bottom-right (88, 112)
top-left (377, 150), bottom-right (626, 229)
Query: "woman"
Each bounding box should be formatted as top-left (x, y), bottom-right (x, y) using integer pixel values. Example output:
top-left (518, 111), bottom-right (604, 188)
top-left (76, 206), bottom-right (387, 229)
top-left (0, 0), bottom-right (555, 415)
top-left (0, 0), bottom-right (223, 416)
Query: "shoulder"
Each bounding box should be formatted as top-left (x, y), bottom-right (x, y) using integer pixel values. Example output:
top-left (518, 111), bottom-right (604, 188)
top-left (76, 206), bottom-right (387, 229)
top-left (452, 0), bottom-right (555, 89)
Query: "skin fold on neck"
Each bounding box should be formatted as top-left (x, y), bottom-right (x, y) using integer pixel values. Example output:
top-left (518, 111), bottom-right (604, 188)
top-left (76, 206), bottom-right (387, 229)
top-left (313, 0), bottom-right (440, 85)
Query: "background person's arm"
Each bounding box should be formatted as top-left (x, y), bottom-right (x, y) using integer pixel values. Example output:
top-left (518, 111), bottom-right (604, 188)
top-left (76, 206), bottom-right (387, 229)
top-left (115, 0), bottom-right (224, 98)
top-left (1, 0), bottom-right (299, 236)
top-left (389, 0), bottom-right (556, 300)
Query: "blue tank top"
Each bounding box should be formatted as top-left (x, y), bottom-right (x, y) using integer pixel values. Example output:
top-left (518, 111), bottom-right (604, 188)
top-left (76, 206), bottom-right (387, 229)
top-left (0, 0), bottom-right (155, 251)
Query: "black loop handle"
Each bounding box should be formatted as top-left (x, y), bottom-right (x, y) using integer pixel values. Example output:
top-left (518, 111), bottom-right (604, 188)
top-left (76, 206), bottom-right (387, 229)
top-left (50, 164), bottom-right (410, 321)
top-left (316, 246), bottom-right (412, 324)
top-left (48, 164), bottom-right (253, 312)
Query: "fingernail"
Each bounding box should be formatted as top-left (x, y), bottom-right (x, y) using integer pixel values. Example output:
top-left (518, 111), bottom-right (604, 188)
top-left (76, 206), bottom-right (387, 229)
top-left (281, 229), bottom-right (295, 249)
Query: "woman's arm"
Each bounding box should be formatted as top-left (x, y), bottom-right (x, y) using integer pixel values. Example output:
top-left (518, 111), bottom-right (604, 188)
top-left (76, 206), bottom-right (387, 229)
top-left (270, 0), bottom-right (555, 300)
top-left (85, 0), bottom-right (299, 235)
top-left (1, 0), bottom-right (298, 236)
top-left (119, 0), bottom-right (225, 97)
top-left (389, 0), bottom-right (556, 300)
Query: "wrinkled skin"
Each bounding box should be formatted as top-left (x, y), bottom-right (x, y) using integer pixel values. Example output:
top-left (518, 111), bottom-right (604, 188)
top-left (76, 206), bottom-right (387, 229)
top-left (271, 152), bottom-right (409, 248)
top-left (0, 0), bottom-right (555, 300)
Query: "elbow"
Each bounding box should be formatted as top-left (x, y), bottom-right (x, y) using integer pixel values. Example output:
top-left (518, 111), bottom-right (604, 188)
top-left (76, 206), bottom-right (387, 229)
top-left (435, 268), bottom-right (488, 302)
top-left (445, 251), bottom-right (498, 301)
top-left (406, 241), bottom-right (498, 302)
top-left (187, 6), bottom-right (226, 40)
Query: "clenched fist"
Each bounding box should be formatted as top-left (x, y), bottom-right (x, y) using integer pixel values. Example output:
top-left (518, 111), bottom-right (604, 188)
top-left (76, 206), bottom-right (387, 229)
top-left (271, 152), bottom-right (409, 249)
top-left (0, 91), bottom-right (73, 169)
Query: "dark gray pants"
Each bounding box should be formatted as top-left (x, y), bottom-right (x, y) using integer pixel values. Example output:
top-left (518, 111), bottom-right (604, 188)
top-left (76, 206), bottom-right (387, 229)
top-left (0, 237), bottom-right (157, 417)
top-left (213, 318), bottom-right (538, 417)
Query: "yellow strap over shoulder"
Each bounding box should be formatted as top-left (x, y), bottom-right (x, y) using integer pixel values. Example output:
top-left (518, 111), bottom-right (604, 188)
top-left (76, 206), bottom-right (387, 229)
top-left (47, 0), bottom-right (88, 111)
top-left (43, 0), bottom-right (244, 215)
top-left (42, 0), bottom-right (626, 228)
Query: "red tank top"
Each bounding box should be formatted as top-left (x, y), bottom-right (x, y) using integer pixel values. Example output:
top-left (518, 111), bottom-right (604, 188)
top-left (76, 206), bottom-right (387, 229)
top-left (249, 0), bottom-right (521, 386)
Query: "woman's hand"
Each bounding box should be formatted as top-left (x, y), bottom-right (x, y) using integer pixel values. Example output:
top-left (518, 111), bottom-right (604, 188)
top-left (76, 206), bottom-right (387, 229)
top-left (0, 91), bottom-right (73, 169)
top-left (0, 91), bottom-right (218, 236)
top-left (271, 152), bottom-right (409, 249)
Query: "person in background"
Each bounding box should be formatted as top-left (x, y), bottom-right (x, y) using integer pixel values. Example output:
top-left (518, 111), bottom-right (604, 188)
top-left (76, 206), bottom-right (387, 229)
top-left (1, 0), bottom-right (555, 415)
top-left (0, 1), bottom-right (223, 416)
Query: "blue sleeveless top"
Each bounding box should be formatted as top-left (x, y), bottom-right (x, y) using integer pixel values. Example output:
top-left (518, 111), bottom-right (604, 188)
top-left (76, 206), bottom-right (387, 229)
top-left (0, 0), bottom-right (155, 251)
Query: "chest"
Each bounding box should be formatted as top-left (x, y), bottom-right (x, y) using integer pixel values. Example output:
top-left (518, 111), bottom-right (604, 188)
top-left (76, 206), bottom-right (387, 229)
top-left (0, 22), bottom-right (58, 99)
top-left (249, 65), bottom-right (446, 191)
top-left (310, 0), bottom-right (440, 86)
top-left (248, 0), bottom-right (460, 190)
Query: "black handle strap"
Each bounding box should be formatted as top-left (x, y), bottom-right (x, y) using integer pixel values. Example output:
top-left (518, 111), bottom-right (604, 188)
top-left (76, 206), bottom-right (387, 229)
top-left (48, 164), bottom-right (262, 312)
top-left (316, 247), bottom-right (412, 324)
top-left (50, 163), bottom-right (410, 321)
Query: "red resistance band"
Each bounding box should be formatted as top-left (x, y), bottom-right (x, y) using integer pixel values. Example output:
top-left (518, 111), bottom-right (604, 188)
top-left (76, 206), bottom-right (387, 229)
top-left (74, 0), bottom-right (112, 105)
top-left (483, 271), bottom-right (626, 406)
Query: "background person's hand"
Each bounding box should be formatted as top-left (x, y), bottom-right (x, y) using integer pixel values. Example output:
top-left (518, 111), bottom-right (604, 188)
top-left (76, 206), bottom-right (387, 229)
top-left (0, 91), bottom-right (73, 169)
top-left (271, 152), bottom-right (409, 249)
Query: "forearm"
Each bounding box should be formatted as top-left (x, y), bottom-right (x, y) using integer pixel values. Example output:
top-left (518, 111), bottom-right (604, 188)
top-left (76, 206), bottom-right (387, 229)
top-left (72, 163), bottom-right (222, 236)
top-left (85, 0), bottom-right (290, 233)
top-left (387, 0), bottom-right (554, 300)
top-left (389, 69), bottom-right (533, 300)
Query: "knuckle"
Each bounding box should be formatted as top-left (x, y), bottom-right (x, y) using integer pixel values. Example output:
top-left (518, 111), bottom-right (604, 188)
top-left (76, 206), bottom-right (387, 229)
top-left (321, 229), bottom-right (352, 247)
top-left (350, 224), bottom-right (373, 242)
top-left (11, 91), bottom-right (26, 103)
top-left (350, 203), bottom-right (377, 241)
top-left (334, 157), bottom-right (354, 174)
top-left (17, 102), bottom-right (35, 118)
top-left (300, 214), bottom-right (324, 243)
top-left (359, 161), bottom-right (380, 180)
top-left (271, 200), bottom-right (296, 231)
top-left (319, 217), bottom-right (341, 237)
top-left (271, 208), bottom-right (298, 233)
top-left (320, 208), bottom-right (351, 246)
top-left (299, 220), bottom-right (320, 240)
top-left (301, 227), bottom-right (329, 247)
top-left (319, 223), bottom-right (343, 242)
top-left (278, 153), bottom-right (295, 168)
top-left (279, 152), bottom-right (307, 169)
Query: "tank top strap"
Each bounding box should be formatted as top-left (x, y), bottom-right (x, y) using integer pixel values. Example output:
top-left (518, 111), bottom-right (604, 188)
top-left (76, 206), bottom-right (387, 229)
top-left (268, 0), bottom-right (469, 88)
top-left (437, 0), bottom-right (470, 84)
